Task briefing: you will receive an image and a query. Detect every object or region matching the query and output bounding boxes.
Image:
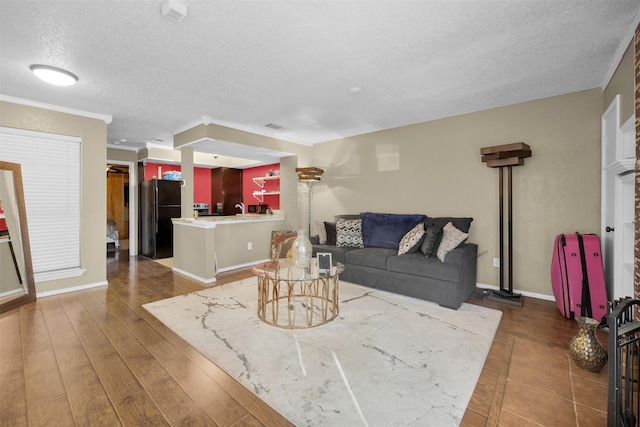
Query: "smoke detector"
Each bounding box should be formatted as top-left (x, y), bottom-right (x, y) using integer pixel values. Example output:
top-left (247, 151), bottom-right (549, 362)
top-left (161, 0), bottom-right (187, 22)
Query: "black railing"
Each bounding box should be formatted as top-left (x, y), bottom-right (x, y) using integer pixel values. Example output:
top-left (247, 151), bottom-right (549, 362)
top-left (608, 298), bottom-right (640, 427)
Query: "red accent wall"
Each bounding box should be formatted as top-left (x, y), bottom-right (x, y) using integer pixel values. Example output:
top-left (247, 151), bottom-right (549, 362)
top-left (143, 163), bottom-right (212, 213)
top-left (193, 168), bottom-right (211, 210)
top-left (143, 163), bottom-right (181, 181)
top-left (242, 163), bottom-right (280, 211)
top-left (0, 205), bottom-right (6, 231)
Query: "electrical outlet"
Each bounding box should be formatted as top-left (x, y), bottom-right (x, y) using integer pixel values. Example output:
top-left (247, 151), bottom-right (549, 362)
top-left (247, 242), bottom-right (252, 250)
top-left (493, 258), bottom-right (500, 268)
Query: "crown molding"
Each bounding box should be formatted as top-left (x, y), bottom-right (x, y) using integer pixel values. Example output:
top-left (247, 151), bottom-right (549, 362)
top-left (0, 94), bottom-right (112, 124)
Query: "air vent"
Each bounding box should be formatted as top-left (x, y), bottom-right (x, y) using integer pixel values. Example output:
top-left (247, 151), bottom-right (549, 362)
top-left (265, 123), bottom-right (284, 130)
top-left (161, 0), bottom-right (187, 22)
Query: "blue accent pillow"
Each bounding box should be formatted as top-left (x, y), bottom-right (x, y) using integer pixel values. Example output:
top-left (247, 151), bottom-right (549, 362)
top-left (360, 212), bottom-right (426, 249)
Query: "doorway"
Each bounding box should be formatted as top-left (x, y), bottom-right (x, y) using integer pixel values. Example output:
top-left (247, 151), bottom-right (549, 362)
top-left (106, 160), bottom-right (136, 256)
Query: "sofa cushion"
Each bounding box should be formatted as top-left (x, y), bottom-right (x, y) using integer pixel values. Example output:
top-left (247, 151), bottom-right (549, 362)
top-left (335, 214), bottom-right (361, 221)
top-left (336, 219), bottom-right (364, 248)
top-left (312, 245), bottom-right (358, 264)
top-left (437, 222), bottom-right (469, 262)
top-left (420, 224), bottom-right (442, 257)
top-left (387, 253), bottom-right (462, 283)
top-left (398, 222), bottom-right (425, 255)
top-left (425, 216), bottom-right (473, 233)
top-left (360, 212), bottom-right (426, 249)
top-left (345, 247), bottom-right (397, 269)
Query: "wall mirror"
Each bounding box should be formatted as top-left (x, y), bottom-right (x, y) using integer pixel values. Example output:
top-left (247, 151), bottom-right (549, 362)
top-left (0, 161), bottom-right (36, 312)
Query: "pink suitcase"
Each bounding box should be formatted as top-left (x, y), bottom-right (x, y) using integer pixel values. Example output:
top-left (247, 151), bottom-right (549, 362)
top-left (551, 233), bottom-right (608, 322)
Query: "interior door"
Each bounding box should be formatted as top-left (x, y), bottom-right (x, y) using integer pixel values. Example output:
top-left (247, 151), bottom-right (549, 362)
top-left (601, 97), bottom-right (619, 298)
top-left (601, 96), bottom-right (636, 300)
top-left (615, 172), bottom-right (635, 298)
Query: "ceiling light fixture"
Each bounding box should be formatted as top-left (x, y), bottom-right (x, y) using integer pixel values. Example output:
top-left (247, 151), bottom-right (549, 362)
top-left (29, 64), bottom-right (78, 86)
top-left (161, 0), bottom-right (188, 22)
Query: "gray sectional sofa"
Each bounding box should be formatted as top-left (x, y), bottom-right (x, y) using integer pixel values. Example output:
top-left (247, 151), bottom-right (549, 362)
top-left (311, 212), bottom-right (477, 310)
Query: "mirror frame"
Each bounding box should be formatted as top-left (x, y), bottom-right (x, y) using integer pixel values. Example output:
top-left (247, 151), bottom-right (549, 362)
top-left (0, 161), bottom-right (36, 313)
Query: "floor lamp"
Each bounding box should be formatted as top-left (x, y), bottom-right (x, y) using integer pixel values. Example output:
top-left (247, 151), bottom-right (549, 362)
top-left (481, 142), bottom-right (532, 307)
top-left (295, 167), bottom-right (324, 234)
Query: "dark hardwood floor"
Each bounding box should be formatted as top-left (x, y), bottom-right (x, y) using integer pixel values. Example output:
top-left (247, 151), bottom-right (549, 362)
top-left (0, 251), bottom-right (608, 426)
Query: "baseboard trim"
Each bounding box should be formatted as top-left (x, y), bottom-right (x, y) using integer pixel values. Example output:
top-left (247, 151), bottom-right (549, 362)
top-left (37, 280), bottom-right (108, 298)
top-left (217, 259), bottom-right (271, 274)
top-left (172, 267), bottom-right (217, 284)
top-left (476, 282), bottom-right (555, 302)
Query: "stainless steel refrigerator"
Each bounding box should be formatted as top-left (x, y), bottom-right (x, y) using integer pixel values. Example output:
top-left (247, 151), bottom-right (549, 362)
top-left (140, 179), bottom-right (181, 259)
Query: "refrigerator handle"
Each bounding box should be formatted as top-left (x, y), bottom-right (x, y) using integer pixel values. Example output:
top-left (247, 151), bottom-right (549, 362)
top-left (154, 186), bottom-right (159, 234)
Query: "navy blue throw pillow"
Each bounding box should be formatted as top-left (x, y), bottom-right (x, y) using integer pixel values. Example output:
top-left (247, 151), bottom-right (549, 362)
top-left (360, 212), bottom-right (426, 249)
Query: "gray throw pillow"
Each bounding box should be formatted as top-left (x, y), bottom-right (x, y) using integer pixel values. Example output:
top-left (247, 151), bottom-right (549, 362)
top-left (325, 222), bottom-right (337, 245)
top-left (420, 224), bottom-right (442, 258)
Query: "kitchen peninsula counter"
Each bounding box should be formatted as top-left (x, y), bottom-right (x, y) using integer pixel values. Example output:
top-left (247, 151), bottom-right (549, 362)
top-left (172, 214), bottom-right (285, 283)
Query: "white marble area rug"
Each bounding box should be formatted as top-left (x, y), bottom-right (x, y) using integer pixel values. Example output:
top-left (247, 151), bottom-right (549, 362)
top-left (143, 279), bottom-right (502, 426)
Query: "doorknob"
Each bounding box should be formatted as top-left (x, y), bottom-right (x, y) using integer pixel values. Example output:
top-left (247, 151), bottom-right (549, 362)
top-left (606, 226), bottom-right (615, 232)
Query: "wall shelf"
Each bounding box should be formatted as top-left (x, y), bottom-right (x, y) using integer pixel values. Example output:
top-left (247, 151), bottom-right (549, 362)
top-left (252, 175), bottom-right (280, 188)
top-left (252, 191), bottom-right (280, 202)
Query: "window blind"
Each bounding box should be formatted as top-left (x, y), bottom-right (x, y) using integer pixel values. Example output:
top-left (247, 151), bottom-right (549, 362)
top-left (0, 127), bottom-right (82, 280)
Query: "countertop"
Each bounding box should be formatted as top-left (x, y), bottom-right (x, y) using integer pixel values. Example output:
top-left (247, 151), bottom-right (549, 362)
top-left (172, 214), bottom-right (285, 228)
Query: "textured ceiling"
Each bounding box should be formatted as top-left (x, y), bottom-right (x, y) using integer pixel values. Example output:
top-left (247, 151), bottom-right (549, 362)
top-left (0, 1), bottom-right (638, 162)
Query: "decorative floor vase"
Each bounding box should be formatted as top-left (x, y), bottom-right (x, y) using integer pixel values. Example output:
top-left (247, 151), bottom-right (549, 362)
top-left (569, 316), bottom-right (607, 372)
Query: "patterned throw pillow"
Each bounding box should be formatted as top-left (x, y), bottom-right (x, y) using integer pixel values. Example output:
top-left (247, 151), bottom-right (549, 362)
top-left (397, 222), bottom-right (425, 255)
top-left (336, 219), bottom-right (364, 248)
top-left (436, 222), bottom-right (469, 262)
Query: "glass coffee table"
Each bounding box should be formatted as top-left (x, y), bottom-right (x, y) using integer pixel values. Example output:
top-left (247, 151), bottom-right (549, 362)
top-left (251, 257), bottom-right (345, 329)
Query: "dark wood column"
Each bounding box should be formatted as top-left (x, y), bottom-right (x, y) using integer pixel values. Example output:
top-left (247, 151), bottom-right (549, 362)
top-left (481, 142), bottom-right (532, 306)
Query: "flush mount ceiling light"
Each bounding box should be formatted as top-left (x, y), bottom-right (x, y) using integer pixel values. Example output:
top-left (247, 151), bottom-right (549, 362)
top-left (29, 64), bottom-right (78, 86)
top-left (161, 0), bottom-right (187, 22)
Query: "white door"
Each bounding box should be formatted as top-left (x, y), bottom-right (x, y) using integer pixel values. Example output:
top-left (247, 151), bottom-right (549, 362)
top-left (601, 97), bottom-right (620, 298)
top-left (614, 171), bottom-right (635, 299)
top-left (601, 96), bottom-right (636, 300)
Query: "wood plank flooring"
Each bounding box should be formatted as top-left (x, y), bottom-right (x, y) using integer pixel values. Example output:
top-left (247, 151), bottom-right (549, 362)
top-left (0, 252), bottom-right (608, 426)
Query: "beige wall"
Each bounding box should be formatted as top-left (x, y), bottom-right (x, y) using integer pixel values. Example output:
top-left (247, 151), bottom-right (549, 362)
top-left (1, 101), bottom-right (107, 294)
top-left (604, 40), bottom-right (635, 124)
top-left (311, 89), bottom-right (603, 297)
top-left (106, 147), bottom-right (137, 163)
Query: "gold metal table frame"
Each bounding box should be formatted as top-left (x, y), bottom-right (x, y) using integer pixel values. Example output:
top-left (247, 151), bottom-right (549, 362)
top-left (251, 258), bottom-right (344, 329)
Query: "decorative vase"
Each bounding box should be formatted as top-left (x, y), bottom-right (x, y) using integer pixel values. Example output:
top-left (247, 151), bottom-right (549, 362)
top-left (291, 229), bottom-right (312, 269)
top-left (569, 316), bottom-right (607, 373)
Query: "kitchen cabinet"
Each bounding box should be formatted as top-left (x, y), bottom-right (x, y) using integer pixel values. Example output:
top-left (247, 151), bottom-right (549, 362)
top-left (211, 167), bottom-right (243, 215)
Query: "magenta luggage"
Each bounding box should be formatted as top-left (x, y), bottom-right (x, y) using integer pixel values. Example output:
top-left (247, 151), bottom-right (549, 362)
top-left (550, 233), bottom-right (608, 322)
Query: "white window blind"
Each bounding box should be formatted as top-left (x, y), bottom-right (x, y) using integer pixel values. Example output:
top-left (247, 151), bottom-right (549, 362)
top-left (0, 127), bottom-right (82, 280)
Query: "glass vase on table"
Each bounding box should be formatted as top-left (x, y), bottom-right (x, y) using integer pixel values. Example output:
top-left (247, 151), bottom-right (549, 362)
top-left (291, 229), bottom-right (312, 271)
